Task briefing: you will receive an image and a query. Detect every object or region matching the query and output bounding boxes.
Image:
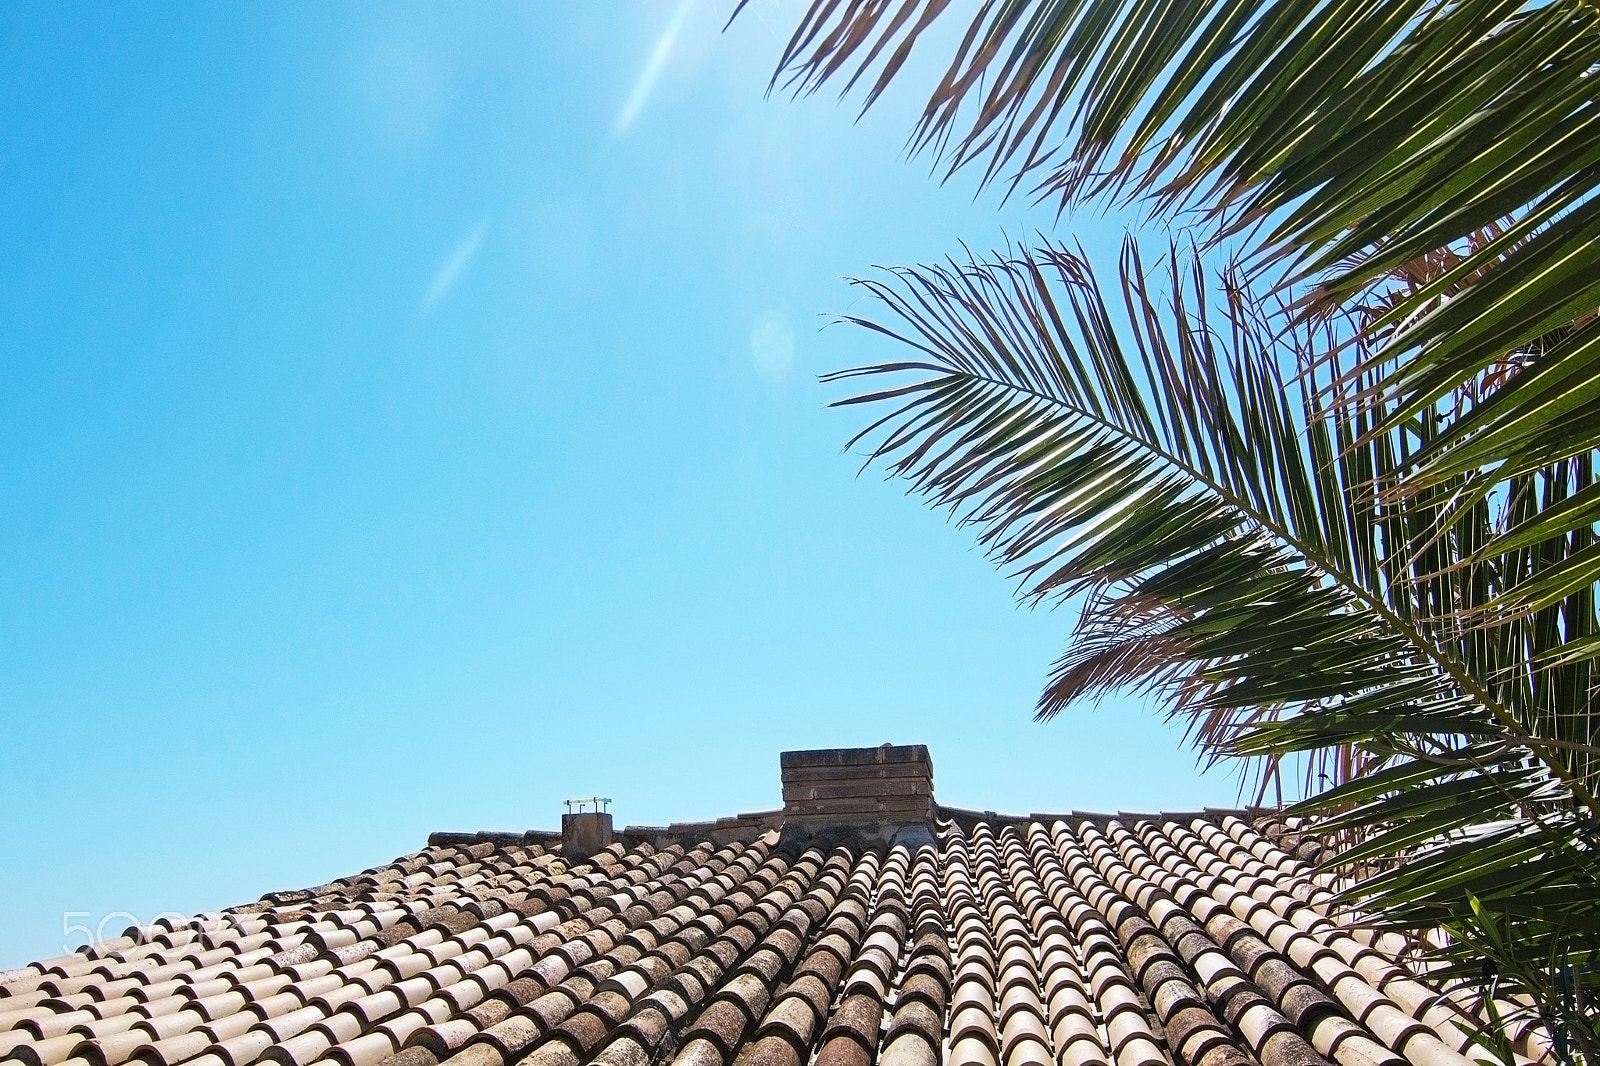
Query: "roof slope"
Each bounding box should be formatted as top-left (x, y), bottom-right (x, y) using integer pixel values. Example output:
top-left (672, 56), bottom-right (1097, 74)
top-left (0, 812), bottom-right (1548, 1066)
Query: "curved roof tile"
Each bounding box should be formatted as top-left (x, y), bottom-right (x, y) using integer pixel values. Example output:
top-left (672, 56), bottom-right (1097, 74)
top-left (1, 787), bottom-right (1547, 1066)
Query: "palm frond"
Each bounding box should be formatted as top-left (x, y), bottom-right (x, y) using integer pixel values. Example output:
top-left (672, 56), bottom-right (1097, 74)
top-left (825, 238), bottom-right (1600, 1035)
top-left (744, 0), bottom-right (1600, 477)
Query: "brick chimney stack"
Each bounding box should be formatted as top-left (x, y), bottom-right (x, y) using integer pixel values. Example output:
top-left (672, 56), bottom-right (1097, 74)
top-left (780, 743), bottom-right (934, 830)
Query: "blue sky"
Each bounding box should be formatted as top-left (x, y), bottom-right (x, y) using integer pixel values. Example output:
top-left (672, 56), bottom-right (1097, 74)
top-left (0, 2), bottom-right (1243, 967)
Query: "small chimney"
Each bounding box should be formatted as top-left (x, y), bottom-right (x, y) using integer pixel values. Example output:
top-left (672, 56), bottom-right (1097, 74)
top-left (561, 797), bottom-right (613, 860)
top-left (781, 743), bottom-right (934, 829)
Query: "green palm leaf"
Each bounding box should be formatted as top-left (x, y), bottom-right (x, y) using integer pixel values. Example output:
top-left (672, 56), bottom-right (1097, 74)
top-left (742, 0), bottom-right (1600, 483)
top-left (824, 237), bottom-right (1600, 1046)
top-left (739, 0), bottom-right (1600, 1043)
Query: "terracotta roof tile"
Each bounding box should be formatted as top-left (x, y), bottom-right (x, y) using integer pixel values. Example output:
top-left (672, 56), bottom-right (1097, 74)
top-left (3, 750), bottom-right (1552, 1066)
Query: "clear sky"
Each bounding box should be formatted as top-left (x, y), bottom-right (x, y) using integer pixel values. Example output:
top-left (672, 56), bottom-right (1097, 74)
top-left (0, 2), bottom-right (1245, 968)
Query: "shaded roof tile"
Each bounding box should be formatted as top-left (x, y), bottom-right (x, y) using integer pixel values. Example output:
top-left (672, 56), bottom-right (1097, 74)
top-left (9, 774), bottom-right (1553, 1066)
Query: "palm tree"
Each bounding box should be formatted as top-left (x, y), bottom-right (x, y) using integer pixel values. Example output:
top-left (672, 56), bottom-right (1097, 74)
top-left (736, 0), bottom-right (1600, 1056)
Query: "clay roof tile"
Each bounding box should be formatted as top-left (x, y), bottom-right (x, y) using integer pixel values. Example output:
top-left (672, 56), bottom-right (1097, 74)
top-left (12, 757), bottom-right (1550, 1066)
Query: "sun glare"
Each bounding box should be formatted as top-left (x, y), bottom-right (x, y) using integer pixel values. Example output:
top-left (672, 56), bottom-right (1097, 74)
top-left (614, 0), bottom-right (694, 136)
top-left (421, 220), bottom-right (489, 312)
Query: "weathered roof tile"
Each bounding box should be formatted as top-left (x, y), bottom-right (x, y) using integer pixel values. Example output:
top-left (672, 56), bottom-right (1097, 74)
top-left (3, 751), bottom-right (1551, 1066)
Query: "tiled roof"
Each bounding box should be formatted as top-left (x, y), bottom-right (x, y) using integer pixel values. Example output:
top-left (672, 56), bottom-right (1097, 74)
top-left (0, 750), bottom-right (1550, 1066)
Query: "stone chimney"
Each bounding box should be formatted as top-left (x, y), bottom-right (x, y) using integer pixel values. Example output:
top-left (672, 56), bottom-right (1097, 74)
top-left (561, 805), bottom-right (613, 860)
top-left (780, 743), bottom-right (935, 833)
